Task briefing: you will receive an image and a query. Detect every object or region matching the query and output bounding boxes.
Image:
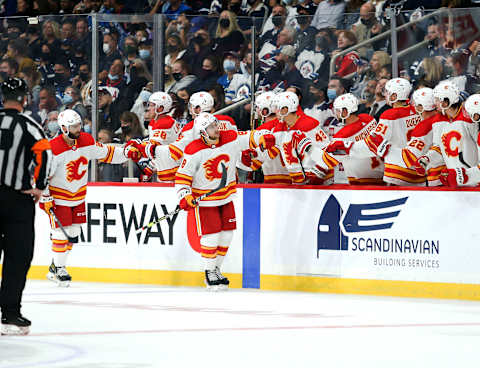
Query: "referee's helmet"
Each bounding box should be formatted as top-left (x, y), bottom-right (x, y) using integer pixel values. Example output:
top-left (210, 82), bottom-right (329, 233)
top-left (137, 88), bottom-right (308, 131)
top-left (1, 77), bottom-right (29, 103)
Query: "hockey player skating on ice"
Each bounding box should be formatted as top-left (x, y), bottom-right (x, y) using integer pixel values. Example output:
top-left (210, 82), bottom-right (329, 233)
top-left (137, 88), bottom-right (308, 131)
top-left (175, 112), bottom-right (275, 290)
top-left (39, 109), bottom-right (137, 286)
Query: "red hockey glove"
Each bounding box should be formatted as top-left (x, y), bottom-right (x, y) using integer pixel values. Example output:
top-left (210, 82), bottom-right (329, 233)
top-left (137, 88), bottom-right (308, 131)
top-left (241, 149), bottom-right (258, 168)
top-left (39, 195), bottom-right (55, 215)
top-left (179, 194), bottom-right (197, 211)
top-left (413, 155), bottom-right (430, 176)
top-left (306, 164), bottom-right (329, 184)
top-left (366, 133), bottom-right (390, 159)
top-left (258, 134), bottom-right (275, 151)
top-left (291, 131), bottom-right (312, 157)
top-left (440, 167), bottom-right (468, 187)
top-left (326, 140), bottom-right (353, 155)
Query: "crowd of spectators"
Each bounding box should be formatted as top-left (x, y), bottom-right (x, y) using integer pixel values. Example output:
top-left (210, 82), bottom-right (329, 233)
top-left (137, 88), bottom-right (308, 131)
top-left (1, 0), bottom-right (480, 182)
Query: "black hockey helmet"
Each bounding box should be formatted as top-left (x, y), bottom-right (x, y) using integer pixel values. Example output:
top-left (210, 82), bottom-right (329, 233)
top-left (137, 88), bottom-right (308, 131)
top-left (1, 77), bottom-right (29, 103)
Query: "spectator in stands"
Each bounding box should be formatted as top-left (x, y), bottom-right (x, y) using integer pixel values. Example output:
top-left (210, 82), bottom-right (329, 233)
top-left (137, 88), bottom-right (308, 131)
top-left (59, 0), bottom-right (74, 14)
top-left (208, 83), bottom-right (226, 112)
top-left (341, 0), bottom-right (364, 30)
top-left (351, 2), bottom-right (386, 57)
top-left (138, 39), bottom-right (153, 70)
top-left (246, 0), bottom-right (270, 30)
top-left (213, 11), bottom-right (245, 55)
top-left (327, 76), bottom-right (350, 102)
top-left (72, 62), bottom-right (90, 91)
top-left (123, 36), bottom-right (138, 68)
top-left (98, 86), bottom-right (121, 131)
top-left (368, 77), bottom-right (388, 121)
top-left (100, 32), bottom-right (122, 75)
top-left (60, 86), bottom-right (87, 119)
top-left (378, 64), bottom-right (392, 80)
top-left (226, 51), bottom-right (258, 104)
top-left (127, 58), bottom-right (152, 103)
top-left (296, 29), bottom-right (330, 81)
top-left (0, 59), bottom-right (18, 82)
top-left (295, 3), bottom-right (318, 54)
top-left (52, 60), bottom-right (71, 96)
top-left (190, 55), bottom-right (221, 92)
top-left (259, 26), bottom-right (295, 60)
top-left (176, 88), bottom-right (191, 112)
top-left (218, 51), bottom-right (240, 91)
top-left (311, 0), bottom-right (346, 30)
top-left (413, 57), bottom-right (445, 88)
top-left (37, 85), bottom-right (59, 123)
top-left (135, 29), bottom-right (149, 44)
top-left (265, 45), bottom-right (305, 92)
top-left (304, 79), bottom-right (332, 125)
top-left (259, 5), bottom-right (287, 49)
top-left (165, 33), bottom-right (186, 70)
top-left (357, 79), bottom-right (378, 114)
top-left (6, 39), bottom-right (34, 73)
top-left (97, 128), bottom-right (125, 182)
top-left (333, 30), bottom-right (359, 77)
top-left (45, 110), bottom-right (60, 138)
top-left (118, 111), bottom-right (144, 142)
top-left (60, 21), bottom-right (75, 43)
top-left (184, 29), bottom-right (214, 76)
top-left (18, 66), bottom-right (42, 105)
top-left (41, 20), bottom-right (61, 56)
top-left (131, 85), bottom-right (152, 129)
top-left (167, 59), bottom-right (197, 94)
top-left (150, 0), bottom-right (191, 20)
top-left (24, 25), bottom-right (42, 61)
top-left (369, 51), bottom-right (391, 80)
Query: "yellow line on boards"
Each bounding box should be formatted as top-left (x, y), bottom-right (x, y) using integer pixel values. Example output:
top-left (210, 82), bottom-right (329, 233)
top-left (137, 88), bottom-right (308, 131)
top-left (261, 275), bottom-right (480, 301)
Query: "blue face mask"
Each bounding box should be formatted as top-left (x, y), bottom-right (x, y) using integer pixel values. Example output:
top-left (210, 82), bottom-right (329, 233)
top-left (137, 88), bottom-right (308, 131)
top-left (47, 121), bottom-right (59, 134)
top-left (108, 73), bottom-right (119, 81)
top-left (139, 49), bottom-right (150, 60)
top-left (223, 59), bottom-right (236, 72)
top-left (61, 94), bottom-right (73, 105)
top-left (83, 125), bottom-right (92, 134)
top-left (327, 89), bottom-right (337, 101)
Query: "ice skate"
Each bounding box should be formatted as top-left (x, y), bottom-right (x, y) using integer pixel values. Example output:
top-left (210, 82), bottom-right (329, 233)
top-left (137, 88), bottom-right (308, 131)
top-left (1, 315), bottom-right (31, 335)
top-left (205, 269), bottom-right (221, 291)
top-left (47, 260), bottom-right (71, 287)
top-left (215, 266), bottom-right (229, 290)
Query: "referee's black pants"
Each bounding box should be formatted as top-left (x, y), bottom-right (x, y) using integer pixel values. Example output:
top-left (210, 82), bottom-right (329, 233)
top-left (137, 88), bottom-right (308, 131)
top-left (0, 185), bottom-right (35, 317)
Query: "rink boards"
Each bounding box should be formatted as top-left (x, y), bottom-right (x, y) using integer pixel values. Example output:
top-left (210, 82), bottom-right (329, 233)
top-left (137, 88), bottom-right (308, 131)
top-left (28, 183), bottom-right (480, 300)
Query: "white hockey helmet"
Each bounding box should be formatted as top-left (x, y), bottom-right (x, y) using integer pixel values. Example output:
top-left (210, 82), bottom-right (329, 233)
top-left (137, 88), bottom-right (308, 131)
top-left (194, 112), bottom-right (219, 138)
top-left (333, 93), bottom-right (358, 121)
top-left (433, 80), bottom-right (460, 114)
top-left (189, 91), bottom-right (214, 117)
top-left (274, 91), bottom-right (299, 119)
top-left (385, 78), bottom-right (412, 104)
top-left (58, 109), bottom-right (82, 128)
top-left (464, 94), bottom-right (480, 123)
top-left (412, 87), bottom-right (435, 113)
top-left (148, 91), bottom-right (173, 114)
top-left (255, 91), bottom-right (276, 119)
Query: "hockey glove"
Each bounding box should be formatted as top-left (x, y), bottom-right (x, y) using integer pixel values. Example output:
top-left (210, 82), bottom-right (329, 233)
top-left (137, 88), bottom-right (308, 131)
top-left (306, 164), bottom-right (329, 184)
top-left (241, 149), bottom-right (258, 168)
top-left (440, 167), bottom-right (468, 187)
top-left (39, 195), bottom-right (55, 215)
top-left (366, 133), bottom-right (390, 159)
top-left (325, 140), bottom-right (353, 155)
top-left (179, 194), bottom-right (197, 211)
top-left (413, 155), bottom-right (430, 176)
top-left (258, 134), bottom-right (275, 151)
top-left (291, 131), bottom-right (312, 157)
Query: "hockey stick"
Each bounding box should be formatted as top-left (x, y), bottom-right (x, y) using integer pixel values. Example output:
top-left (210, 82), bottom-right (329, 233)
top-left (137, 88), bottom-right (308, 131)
top-left (295, 147), bottom-right (308, 182)
top-left (48, 209), bottom-right (76, 243)
top-left (459, 152), bottom-right (471, 168)
top-left (135, 163), bottom-right (228, 234)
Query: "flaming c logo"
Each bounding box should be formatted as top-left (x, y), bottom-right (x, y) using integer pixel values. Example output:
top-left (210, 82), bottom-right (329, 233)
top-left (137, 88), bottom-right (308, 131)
top-left (203, 154), bottom-right (229, 181)
top-left (441, 131), bottom-right (462, 157)
top-left (66, 156), bottom-right (88, 182)
top-left (283, 140), bottom-right (299, 165)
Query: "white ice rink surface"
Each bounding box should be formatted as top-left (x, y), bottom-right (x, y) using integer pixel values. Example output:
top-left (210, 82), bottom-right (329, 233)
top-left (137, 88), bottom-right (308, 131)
top-left (2, 281), bottom-right (480, 368)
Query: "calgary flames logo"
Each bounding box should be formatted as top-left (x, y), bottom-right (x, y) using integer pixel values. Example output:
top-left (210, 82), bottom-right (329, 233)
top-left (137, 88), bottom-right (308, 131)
top-left (66, 156), bottom-right (88, 182)
top-left (282, 140), bottom-right (299, 165)
top-left (203, 154), bottom-right (229, 181)
top-left (441, 130), bottom-right (462, 157)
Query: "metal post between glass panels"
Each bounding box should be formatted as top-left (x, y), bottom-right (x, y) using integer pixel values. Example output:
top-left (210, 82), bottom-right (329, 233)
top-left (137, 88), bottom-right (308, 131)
top-left (91, 14), bottom-right (99, 182)
top-left (153, 14), bottom-right (165, 92)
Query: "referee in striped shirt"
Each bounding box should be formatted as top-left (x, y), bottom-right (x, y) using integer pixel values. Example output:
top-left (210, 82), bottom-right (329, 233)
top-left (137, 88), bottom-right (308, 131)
top-left (0, 77), bottom-right (52, 335)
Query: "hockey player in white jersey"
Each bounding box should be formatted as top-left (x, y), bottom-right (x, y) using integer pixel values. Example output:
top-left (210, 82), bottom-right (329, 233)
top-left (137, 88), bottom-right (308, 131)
top-left (39, 109), bottom-right (136, 286)
top-left (291, 93), bottom-right (384, 185)
top-left (326, 78), bottom-right (424, 185)
top-left (415, 81), bottom-right (479, 184)
top-left (175, 112), bottom-right (275, 290)
top-left (440, 93), bottom-right (480, 187)
top-left (401, 88), bottom-right (447, 186)
top-left (267, 91), bottom-right (331, 184)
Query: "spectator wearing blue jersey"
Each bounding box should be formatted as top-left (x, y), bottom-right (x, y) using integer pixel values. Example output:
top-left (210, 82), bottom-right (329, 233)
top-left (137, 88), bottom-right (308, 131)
top-left (150, 0), bottom-right (191, 20)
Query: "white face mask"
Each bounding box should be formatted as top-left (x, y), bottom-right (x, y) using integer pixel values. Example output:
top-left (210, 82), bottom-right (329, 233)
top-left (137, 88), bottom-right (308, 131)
top-left (103, 43), bottom-right (110, 54)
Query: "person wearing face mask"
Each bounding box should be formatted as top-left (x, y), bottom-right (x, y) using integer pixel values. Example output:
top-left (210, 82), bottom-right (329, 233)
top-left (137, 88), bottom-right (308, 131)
top-left (0, 59), bottom-right (18, 83)
top-left (60, 86), bottom-right (87, 120)
top-left (117, 111), bottom-right (145, 143)
top-left (225, 52), bottom-right (260, 106)
top-left (165, 34), bottom-right (186, 70)
top-left (259, 5), bottom-right (287, 48)
top-left (350, 2), bottom-right (386, 58)
top-left (217, 52), bottom-right (239, 90)
top-left (212, 11), bottom-right (245, 56)
top-left (189, 56), bottom-right (221, 92)
top-left (45, 110), bottom-right (61, 138)
top-left (137, 39), bottom-right (153, 71)
top-left (100, 32), bottom-right (122, 76)
top-left (184, 30), bottom-right (214, 77)
top-left (52, 61), bottom-right (72, 96)
top-left (304, 80), bottom-right (334, 127)
top-left (294, 3), bottom-right (317, 54)
top-left (130, 86), bottom-right (152, 132)
top-left (295, 29), bottom-right (330, 82)
top-left (167, 60), bottom-right (197, 94)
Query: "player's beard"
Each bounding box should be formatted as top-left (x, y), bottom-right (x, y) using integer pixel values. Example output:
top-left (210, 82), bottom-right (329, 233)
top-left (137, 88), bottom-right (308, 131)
top-left (68, 131), bottom-right (80, 140)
